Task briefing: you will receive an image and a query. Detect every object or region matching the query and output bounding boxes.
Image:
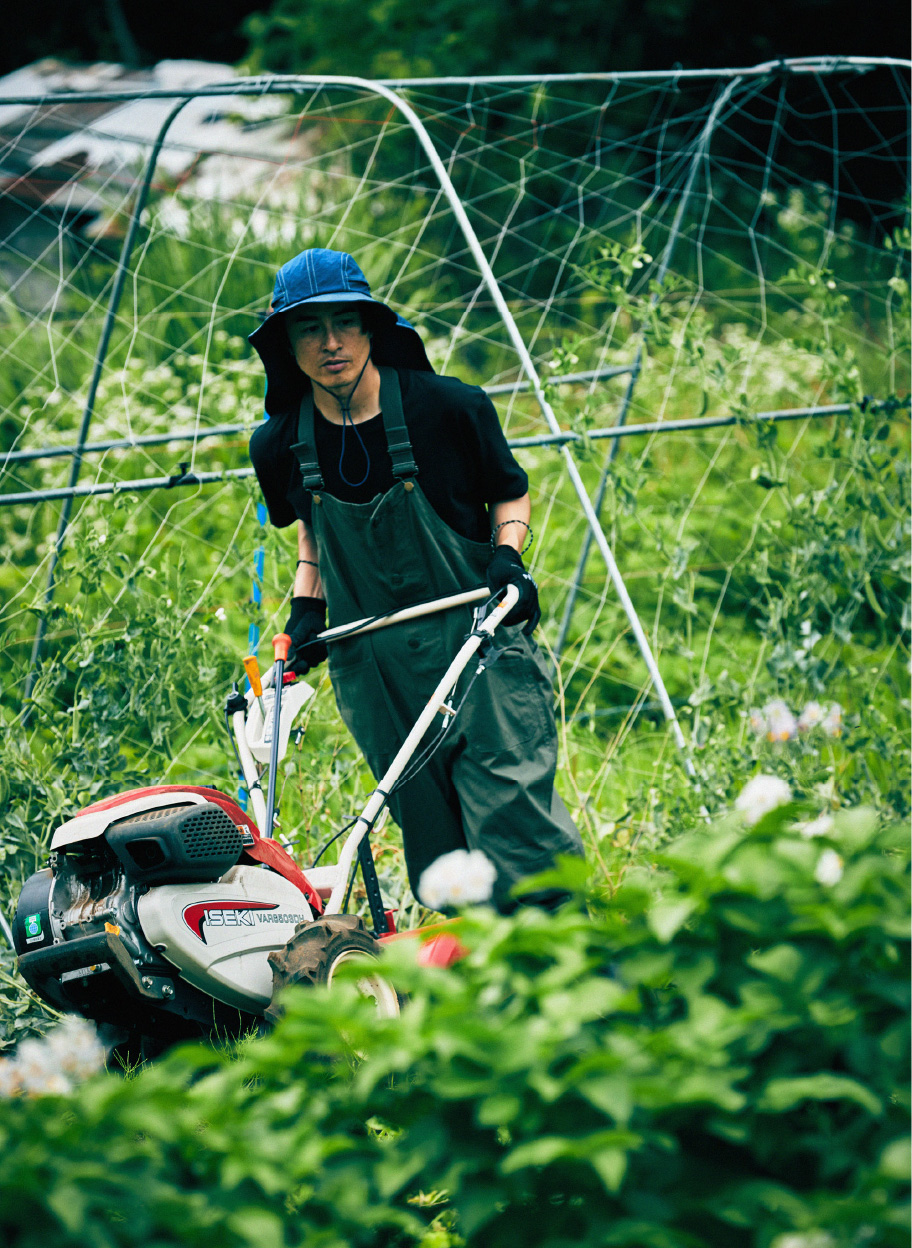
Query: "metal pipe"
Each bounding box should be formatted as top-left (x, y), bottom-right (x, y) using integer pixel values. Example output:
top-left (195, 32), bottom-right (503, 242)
top-left (1, 366), bottom-right (634, 470)
top-left (0, 58), bottom-right (905, 108)
top-left (484, 364), bottom-right (634, 396)
top-left (232, 709), bottom-right (267, 829)
top-left (555, 74), bottom-right (747, 661)
top-left (554, 355), bottom-right (639, 661)
top-left (4, 399), bottom-right (899, 507)
top-left (507, 399), bottom-right (908, 445)
top-left (318, 587), bottom-right (489, 643)
top-left (22, 95), bottom-right (193, 708)
top-left (262, 636), bottom-right (291, 840)
top-left (257, 588), bottom-right (492, 692)
top-left (1, 423), bottom-right (249, 468)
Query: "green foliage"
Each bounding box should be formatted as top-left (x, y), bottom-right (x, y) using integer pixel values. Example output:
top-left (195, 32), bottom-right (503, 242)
top-left (241, 0), bottom-right (692, 79)
top-left (0, 803), bottom-right (907, 1246)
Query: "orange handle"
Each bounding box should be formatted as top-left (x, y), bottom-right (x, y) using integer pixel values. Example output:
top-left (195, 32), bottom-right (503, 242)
top-left (242, 655), bottom-right (263, 698)
top-left (272, 632), bottom-right (292, 663)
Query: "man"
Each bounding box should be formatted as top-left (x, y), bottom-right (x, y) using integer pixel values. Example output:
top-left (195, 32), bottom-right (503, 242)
top-left (249, 248), bottom-right (583, 913)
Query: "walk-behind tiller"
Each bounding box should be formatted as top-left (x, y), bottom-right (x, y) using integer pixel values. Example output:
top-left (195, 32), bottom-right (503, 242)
top-left (12, 584), bottom-right (518, 1058)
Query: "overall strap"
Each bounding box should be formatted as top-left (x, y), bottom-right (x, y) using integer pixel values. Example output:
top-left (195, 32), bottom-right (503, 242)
top-left (291, 389), bottom-right (325, 493)
top-left (378, 366), bottom-right (418, 480)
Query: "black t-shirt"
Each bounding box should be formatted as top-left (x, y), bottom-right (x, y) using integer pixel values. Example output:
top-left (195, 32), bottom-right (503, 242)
top-left (249, 368), bottom-right (528, 543)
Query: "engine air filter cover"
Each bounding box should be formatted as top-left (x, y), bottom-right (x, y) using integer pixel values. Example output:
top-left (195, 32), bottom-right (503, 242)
top-left (106, 803), bottom-right (243, 885)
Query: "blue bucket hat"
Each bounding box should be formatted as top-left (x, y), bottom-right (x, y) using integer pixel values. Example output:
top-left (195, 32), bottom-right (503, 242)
top-left (249, 248), bottom-right (433, 415)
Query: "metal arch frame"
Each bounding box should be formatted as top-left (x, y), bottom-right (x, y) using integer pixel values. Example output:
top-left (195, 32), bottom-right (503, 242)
top-left (12, 59), bottom-right (906, 767)
top-left (0, 57), bottom-right (908, 106)
top-left (554, 73), bottom-right (750, 662)
top-left (17, 70), bottom-right (699, 772)
top-left (22, 96), bottom-right (194, 706)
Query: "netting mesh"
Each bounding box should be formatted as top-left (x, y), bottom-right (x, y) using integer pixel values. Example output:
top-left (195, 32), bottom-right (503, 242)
top-left (0, 63), bottom-right (908, 918)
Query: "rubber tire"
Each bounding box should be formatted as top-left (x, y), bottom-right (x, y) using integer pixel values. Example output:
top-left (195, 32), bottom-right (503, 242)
top-left (266, 914), bottom-right (399, 1024)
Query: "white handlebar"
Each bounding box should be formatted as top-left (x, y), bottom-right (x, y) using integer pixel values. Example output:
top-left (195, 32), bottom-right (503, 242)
top-left (319, 585), bottom-right (490, 644)
top-left (259, 585), bottom-right (491, 690)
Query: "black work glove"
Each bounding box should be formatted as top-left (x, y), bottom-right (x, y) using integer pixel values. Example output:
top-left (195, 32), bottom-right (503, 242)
top-left (485, 545), bottom-right (541, 635)
top-left (284, 596), bottom-right (328, 674)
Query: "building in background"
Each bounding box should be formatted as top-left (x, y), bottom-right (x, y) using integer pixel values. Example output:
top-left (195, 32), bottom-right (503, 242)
top-left (0, 58), bottom-right (306, 310)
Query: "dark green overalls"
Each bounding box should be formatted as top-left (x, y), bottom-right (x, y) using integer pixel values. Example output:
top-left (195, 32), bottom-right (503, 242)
top-left (293, 368), bottom-right (583, 912)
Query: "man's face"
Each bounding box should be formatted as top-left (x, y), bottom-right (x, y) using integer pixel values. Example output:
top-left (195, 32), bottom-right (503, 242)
top-left (285, 303), bottom-right (371, 393)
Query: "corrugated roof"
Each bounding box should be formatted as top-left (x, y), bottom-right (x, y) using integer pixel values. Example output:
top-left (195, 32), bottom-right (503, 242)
top-left (0, 58), bottom-right (301, 220)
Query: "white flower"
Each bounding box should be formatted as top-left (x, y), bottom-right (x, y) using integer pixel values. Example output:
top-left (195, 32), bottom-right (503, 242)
top-left (797, 701), bottom-right (824, 732)
top-left (214, 606), bottom-right (227, 623)
top-left (0, 1060), bottom-right (22, 1097)
top-left (763, 700), bottom-right (798, 742)
top-left (821, 703), bottom-right (843, 737)
top-left (797, 814), bottom-right (834, 839)
top-left (773, 1234), bottom-right (835, 1248)
top-left (43, 1016), bottom-right (106, 1080)
top-left (19, 1066), bottom-right (72, 1097)
top-left (419, 848), bottom-right (497, 910)
top-left (735, 774), bottom-right (792, 826)
top-left (815, 848), bottom-right (844, 886)
top-left (748, 707), bottom-right (767, 736)
top-left (0, 1017), bottom-right (104, 1098)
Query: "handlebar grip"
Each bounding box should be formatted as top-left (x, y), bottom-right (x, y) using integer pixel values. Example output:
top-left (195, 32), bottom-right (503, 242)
top-left (242, 655), bottom-right (263, 697)
top-left (498, 583), bottom-right (520, 611)
top-left (272, 632), bottom-right (292, 663)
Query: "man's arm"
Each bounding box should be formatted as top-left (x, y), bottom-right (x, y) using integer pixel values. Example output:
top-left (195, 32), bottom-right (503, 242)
top-left (485, 493), bottom-right (540, 632)
top-left (294, 520), bottom-right (324, 598)
top-left (490, 494), bottom-right (532, 552)
top-left (283, 520), bottom-right (327, 674)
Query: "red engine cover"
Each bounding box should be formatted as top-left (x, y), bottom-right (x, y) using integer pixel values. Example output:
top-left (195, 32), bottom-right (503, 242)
top-left (80, 785), bottom-right (323, 914)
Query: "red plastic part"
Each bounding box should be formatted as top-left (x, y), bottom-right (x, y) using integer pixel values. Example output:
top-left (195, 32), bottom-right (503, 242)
top-left (379, 920), bottom-right (467, 967)
top-left (82, 784), bottom-right (257, 826)
top-left (416, 932), bottom-right (467, 967)
top-left (272, 632), bottom-right (292, 662)
top-left (77, 784), bottom-right (323, 914)
top-left (245, 837), bottom-right (323, 914)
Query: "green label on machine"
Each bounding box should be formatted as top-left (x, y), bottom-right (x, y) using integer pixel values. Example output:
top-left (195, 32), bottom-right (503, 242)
top-left (24, 913), bottom-right (42, 942)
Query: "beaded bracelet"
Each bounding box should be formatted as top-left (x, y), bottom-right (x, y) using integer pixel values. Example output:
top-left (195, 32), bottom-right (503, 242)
top-left (490, 518), bottom-right (534, 554)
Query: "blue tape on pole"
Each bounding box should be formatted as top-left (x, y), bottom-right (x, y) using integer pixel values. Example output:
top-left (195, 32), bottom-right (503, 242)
top-left (239, 491), bottom-right (270, 810)
top-left (252, 546), bottom-right (264, 605)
